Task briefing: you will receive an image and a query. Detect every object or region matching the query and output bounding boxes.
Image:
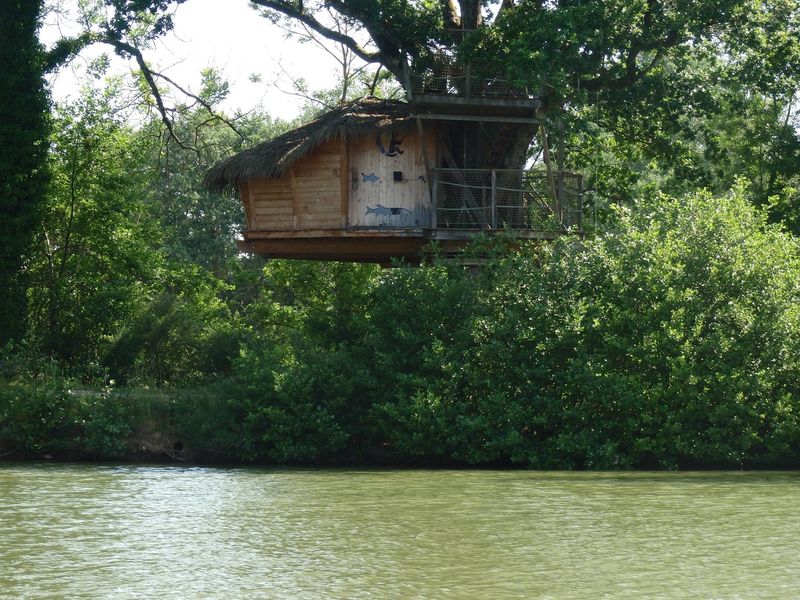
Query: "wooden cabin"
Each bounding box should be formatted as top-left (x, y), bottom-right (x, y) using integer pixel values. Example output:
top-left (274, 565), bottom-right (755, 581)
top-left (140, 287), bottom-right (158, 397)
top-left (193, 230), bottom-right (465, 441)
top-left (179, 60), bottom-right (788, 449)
top-left (206, 97), bottom-right (583, 263)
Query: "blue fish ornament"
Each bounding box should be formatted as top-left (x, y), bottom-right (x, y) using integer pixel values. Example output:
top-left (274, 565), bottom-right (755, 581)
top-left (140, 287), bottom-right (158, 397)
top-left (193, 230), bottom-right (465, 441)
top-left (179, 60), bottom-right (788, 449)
top-left (366, 205), bottom-right (412, 217)
top-left (362, 172), bottom-right (380, 183)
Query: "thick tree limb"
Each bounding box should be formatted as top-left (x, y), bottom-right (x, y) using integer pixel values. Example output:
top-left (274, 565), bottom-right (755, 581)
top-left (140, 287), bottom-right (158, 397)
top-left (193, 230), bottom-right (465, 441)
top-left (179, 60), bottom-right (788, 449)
top-left (581, 30), bottom-right (679, 92)
top-left (441, 0), bottom-right (460, 30)
top-left (251, 0), bottom-right (387, 67)
top-left (495, 0), bottom-right (516, 23)
top-left (43, 31), bottom-right (99, 72)
top-left (460, 0), bottom-right (482, 30)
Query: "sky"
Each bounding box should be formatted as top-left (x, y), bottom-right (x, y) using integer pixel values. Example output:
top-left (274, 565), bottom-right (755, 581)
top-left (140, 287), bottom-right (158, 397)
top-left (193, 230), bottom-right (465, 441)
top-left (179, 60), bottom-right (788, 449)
top-left (41, 0), bottom-right (347, 120)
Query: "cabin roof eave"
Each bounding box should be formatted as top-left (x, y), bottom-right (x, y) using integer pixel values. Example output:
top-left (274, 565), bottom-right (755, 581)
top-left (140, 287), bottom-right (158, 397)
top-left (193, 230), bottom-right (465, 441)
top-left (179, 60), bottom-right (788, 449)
top-left (204, 97), bottom-right (416, 192)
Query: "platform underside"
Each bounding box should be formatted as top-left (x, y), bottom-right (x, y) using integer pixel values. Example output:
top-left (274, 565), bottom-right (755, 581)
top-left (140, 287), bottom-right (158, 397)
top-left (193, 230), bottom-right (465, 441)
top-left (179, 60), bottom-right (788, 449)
top-left (410, 95), bottom-right (541, 123)
top-left (238, 228), bottom-right (562, 264)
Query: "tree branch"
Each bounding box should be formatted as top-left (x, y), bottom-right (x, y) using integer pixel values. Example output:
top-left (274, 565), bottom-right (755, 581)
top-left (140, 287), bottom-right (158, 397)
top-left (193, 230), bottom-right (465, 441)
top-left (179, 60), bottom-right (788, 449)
top-left (104, 38), bottom-right (188, 149)
top-left (251, 0), bottom-right (386, 68)
top-left (149, 69), bottom-right (245, 141)
top-left (494, 0), bottom-right (516, 24)
top-left (43, 31), bottom-right (98, 73)
top-left (581, 30), bottom-right (679, 92)
top-left (440, 0), bottom-right (460, 30)
top-left (322, 0), bottom-right (409, 76)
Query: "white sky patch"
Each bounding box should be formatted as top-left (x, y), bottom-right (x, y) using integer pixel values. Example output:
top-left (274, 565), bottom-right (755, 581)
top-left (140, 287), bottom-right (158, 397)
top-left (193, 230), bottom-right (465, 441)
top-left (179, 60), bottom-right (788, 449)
top-left (41, 0), bottom-right (343, 120)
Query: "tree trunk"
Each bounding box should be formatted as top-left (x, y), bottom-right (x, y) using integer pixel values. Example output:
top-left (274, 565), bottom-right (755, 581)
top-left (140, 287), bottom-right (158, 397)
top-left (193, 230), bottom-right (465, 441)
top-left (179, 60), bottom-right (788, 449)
top-left (439, 121), bottom-right (536, 170)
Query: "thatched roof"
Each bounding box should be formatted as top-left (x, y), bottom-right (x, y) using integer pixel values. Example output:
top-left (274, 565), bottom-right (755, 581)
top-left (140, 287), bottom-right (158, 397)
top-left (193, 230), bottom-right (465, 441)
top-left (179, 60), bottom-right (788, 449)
top-left (205, 97), bottom-right (414, 192)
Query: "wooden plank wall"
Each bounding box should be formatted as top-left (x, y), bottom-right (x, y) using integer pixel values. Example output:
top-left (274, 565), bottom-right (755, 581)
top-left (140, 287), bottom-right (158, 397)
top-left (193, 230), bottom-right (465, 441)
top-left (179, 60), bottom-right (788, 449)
top-left (244, 178), bottom-right (294, 230)
top-left (290, 140), bottom-right (344, 228)
top-left (243, 140), bottom-right (345, 231)
top-left (349, 126), bottom-right (435, 228)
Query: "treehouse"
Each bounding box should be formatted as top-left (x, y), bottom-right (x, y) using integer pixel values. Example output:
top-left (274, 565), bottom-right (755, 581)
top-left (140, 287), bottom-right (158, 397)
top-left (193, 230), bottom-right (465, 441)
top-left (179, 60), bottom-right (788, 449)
top-left (206, 60), bottom-right (583, 263)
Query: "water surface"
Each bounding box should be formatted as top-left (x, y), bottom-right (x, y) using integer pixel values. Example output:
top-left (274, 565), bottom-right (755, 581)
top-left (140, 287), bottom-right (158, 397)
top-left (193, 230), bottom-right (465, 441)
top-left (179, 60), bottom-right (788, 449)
top-left (1, 465), bottom-right (798, 598)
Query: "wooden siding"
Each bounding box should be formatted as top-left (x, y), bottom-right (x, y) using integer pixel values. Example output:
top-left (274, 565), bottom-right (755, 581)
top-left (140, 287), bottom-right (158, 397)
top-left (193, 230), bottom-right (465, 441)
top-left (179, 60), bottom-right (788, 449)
top-left (243, 140), bottom-right (345, 231)
top-left (348, 127), bottom-right (435, 228)
top-left (291, 141), bottom-right (344, 228)
top-left (247, 178), bottom-right (294, 230)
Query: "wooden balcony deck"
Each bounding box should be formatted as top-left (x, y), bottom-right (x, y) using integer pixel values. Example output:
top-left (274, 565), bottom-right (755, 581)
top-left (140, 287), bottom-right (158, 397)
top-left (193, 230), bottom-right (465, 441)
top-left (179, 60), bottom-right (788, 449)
top-left (238, 227), bottom-right (565, 264)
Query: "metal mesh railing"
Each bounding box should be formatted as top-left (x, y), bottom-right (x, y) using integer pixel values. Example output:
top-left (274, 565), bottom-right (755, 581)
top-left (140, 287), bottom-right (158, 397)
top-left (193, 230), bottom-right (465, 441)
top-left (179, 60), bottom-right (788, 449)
top-left (432, 169), bottom-right (583, 231)
top-left (409, 61), bottom-right (530, 99)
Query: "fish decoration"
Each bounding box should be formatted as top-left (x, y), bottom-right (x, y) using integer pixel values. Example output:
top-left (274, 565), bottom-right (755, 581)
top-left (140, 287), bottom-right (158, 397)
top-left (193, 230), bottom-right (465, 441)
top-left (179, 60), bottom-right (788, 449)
top-left (362, 172), bottom-right (380, 183)
top-left (376, 132), bottom-right (404, 157)
top-left (366, 205), bottom-right (412, 217)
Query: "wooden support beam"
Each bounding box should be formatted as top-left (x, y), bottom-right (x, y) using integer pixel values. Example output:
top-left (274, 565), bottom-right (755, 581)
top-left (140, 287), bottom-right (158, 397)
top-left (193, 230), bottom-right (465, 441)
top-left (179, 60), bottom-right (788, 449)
top-left (414, 113), bottom-right (539, 124)
top-left (539, 123), bottom-right (558, 215)
top-left (416, 117), bottom-right (435, 223)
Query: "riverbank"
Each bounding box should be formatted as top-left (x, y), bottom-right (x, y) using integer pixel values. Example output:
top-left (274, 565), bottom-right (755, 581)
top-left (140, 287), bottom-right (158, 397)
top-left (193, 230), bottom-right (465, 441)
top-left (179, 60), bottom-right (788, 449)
top-left (2, 379), bottom-right (799, 469)
top-left (0, 381), bottom-right (189, 463)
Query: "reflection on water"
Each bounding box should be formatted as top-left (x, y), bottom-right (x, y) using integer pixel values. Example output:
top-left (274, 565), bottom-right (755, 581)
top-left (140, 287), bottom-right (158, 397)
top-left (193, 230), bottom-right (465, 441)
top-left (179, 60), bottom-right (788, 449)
top-left (1, 465), bottom-right (799, 598)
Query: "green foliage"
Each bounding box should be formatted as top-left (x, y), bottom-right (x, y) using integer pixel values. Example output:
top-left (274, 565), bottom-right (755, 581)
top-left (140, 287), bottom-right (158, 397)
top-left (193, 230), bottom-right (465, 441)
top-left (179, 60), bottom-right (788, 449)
top-left (102, 266), bottom-right (239, 385)
top-left (8, 3), bottom-right (800, 465)
top-left (25, 82), bottom-right (158, 363)
top-left (81, 389), bottom-right (136, 458)
top-left (5, 186), bottom-right (800, 467)
top-left (17, 72), bottom-right (287, 385)
top-left (0, 380), bottom-right (77, 456)
top-left (184, 187), bottom-right (800, 468)
top-left (0, 377), bottom-right (178, 460)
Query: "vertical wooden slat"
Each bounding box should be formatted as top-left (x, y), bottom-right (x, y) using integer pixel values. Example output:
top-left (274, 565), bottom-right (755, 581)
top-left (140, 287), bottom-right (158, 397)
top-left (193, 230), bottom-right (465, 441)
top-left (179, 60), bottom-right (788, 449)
top-left (340, 138), bottom-right (349, 227)
top-left (288, 168), bottom-right (300, 229)
top-left (239, 180), bottom-right (253, 230)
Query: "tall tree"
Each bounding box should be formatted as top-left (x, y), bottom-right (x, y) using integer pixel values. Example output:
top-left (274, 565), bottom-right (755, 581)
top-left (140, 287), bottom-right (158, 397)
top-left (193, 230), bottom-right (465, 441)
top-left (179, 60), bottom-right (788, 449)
top-left (26, 82), bottom-right (159, 362)
top-left (0, 0), bottom-right (50, 344)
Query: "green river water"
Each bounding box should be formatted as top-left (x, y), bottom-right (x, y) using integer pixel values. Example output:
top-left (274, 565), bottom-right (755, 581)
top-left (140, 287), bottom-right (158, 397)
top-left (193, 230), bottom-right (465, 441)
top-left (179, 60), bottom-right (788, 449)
top-left (1, 464), bottom-right (799, 599)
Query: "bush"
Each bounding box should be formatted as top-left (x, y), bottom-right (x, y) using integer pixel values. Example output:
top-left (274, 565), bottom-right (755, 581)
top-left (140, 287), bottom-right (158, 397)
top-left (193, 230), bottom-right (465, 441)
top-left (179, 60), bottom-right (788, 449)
top-left (0, 380), bottom-right (78, 456)
top-left (6, 187), bottom-right (800, 469)
top-left (260, 186), bottom-right (800, 467)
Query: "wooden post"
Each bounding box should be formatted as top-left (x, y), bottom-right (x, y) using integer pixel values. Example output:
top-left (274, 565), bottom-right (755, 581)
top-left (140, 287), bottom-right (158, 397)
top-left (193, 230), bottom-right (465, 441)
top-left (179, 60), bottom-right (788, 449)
top-left (556, 119), bottom-right (566, 225)
top-left (540, 123), bottom-right (558, 216)
top-left (576, 173), bottom-right (584, 231)
top-left (432, 170), bottom-right (438, 228)
top-left (416, 117), bottom-right (435, 221)
top-left (491, 169), bottom-right (497, 229)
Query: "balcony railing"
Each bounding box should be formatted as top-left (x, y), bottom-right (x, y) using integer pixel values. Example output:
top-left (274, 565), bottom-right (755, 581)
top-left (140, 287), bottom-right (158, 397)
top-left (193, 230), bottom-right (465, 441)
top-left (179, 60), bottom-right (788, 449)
top-left (409, 64), bottom-right (534, 100)
top-left (432, 169), bottom-right (583, 232)
top-left (408, 60), bottom-right (534, 101)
